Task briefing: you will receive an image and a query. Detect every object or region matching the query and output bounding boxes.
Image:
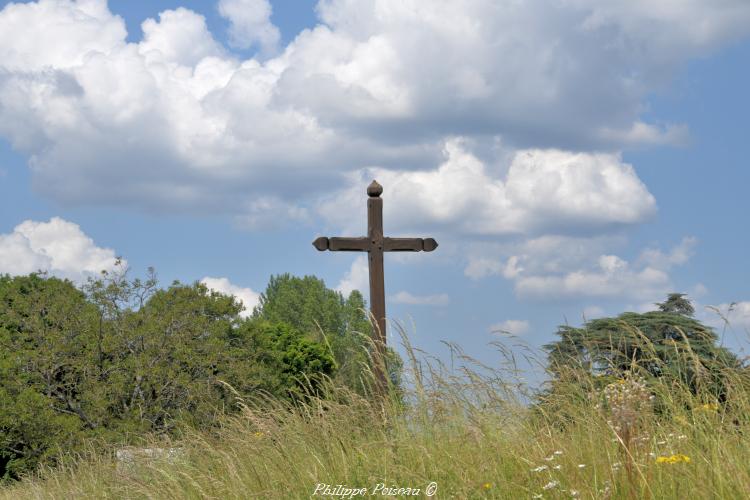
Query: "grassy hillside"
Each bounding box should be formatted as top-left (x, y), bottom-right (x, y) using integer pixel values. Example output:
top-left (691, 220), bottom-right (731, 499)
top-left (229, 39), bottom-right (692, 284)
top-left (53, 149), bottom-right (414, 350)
top-left (2, 332), bottom-right (749, 499)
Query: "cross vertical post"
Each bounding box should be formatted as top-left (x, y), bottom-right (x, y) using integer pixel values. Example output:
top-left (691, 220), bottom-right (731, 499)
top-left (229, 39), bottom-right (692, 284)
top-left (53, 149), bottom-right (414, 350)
top-left (366, 181), bottom-right (387, 395)
top-left (312, 180), bottom-right (438, 398)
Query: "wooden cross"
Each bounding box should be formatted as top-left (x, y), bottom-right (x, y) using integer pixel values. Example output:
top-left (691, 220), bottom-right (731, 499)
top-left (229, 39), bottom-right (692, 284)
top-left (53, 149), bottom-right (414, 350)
top-left (313, 180), bottom-right (438, 396)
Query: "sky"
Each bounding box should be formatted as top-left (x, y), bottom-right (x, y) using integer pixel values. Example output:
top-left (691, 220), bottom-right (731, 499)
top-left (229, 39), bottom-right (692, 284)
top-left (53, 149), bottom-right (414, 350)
top-left (1, 0), bottom-right (749, 381)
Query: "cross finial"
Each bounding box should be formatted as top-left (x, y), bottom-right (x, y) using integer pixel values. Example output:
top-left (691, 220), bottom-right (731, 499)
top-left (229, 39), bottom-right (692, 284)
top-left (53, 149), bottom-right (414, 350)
top-left (367, 180), bottom-right (383, 197)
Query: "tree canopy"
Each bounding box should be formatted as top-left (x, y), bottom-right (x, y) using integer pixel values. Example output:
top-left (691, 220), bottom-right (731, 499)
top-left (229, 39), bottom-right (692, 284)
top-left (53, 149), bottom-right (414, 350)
top-left (251, 273), bottom-right (403, 394)
top-left (543, 294), bottom-right (741, 396)
top-left (0, 271), bottom-right (335, 480)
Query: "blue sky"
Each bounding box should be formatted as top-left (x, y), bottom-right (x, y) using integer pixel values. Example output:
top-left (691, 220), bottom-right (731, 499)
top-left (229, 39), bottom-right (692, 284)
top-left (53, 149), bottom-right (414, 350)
top-left (1, 0), bottom-right (749, 378)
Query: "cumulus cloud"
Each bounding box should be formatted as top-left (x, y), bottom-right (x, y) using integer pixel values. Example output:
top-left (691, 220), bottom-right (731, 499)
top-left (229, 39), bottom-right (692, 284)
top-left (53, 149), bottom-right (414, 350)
top-left (515, 258), bottom-right (669, 301)
top-left (320, 140), bottom-right (656, 237)
top-left (0, 217), bottom-right (120, 281)
top-left (513, 239), bottom-right (697, 301)
top-left (140, 7), bottom-right (224, 66)
top-left (390, 291), bottom-right (449, 306)
top-left (218, 0), bottom-right (280, 55)
top-left (335, 255), bottom-right (369, 297)
top-left (200, 276), bottom-right (260, 318)
top-left (705, 302), bottom-right (750, 331)
top-left (0, 0), bottom-right (748, 221)
top-left (490, 319), bottom-right (530, 336)
top-left (638, 237), bottom-right (697, 270)
top-left (463, 235), bottom-right (698, 302)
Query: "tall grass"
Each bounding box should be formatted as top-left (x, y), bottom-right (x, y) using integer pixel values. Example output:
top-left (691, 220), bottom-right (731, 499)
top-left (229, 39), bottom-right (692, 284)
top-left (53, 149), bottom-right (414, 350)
top-left (1, 323), bottom-right (749, 499)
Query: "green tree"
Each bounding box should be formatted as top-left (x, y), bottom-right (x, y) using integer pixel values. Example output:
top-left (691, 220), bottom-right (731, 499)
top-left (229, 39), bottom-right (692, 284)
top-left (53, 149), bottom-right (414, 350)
top-left (655, 292), bottom-right (695, 316)
top-left (0, 270), bottom-right (338, 479)
top-left (0, 274), bottom-right (99, 479)
top-left (234, 321), bottom-right (336, 398)
top-left (543, 294), bottom-right (741, 396)
top-left (253, 274), bottom-right (403, 394)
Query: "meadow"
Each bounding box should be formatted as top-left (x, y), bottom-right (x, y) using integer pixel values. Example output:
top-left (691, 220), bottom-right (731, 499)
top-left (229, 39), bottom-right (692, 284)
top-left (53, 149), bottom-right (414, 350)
top-left (1, 324), bottom-right (748, 500)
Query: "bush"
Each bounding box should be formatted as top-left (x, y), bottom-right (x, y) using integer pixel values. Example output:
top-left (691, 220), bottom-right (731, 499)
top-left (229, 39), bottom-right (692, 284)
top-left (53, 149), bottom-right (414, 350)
top-left (0, 271), bottom-right (336, 480)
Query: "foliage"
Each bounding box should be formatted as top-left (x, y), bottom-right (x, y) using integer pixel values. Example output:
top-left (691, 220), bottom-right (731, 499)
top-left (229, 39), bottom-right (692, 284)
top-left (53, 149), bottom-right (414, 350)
top-left (233, 321), bottom-right (335, 398)
top-left (0, 270), bottom-right (335, 480)
top-left (656, 293), bottom-right (695, 316)
top-left (542, 294), bottom-right (743, 409)
top-left (252, 273), bottom-right (403, 394)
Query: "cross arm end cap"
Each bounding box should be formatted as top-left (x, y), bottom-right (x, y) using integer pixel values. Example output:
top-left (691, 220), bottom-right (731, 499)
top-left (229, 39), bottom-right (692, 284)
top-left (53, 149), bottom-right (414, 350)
top-left (423, 238), bottom-right (438, 252)
top-left (312, 237), bottom-right (330, 251)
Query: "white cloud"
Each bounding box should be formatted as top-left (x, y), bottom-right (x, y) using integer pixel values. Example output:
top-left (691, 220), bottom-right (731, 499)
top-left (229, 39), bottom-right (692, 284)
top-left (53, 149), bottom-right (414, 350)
top-left (0, 0), bottom-right (125, 71)
top-left (319, 141), bottom-right (656, 237)
top-left (464, 235), bottom-right (698, 303)
top-left (0, 0), bottom-right (748, 221)
top-left (233, 196), bottom-right (310, 230)
top-left (335, 255), bottom-right (369, 297)
top-left (218, 0), bottom-right (280, 55)
top-left (140, 7), bottom-right (224, 66)
top-left (583, 305), bottom-right (605, 319)
top-left (513, 239), bottom-right (697, 301)
top-left (515, 266), bottom-right (669, 301)
top-left (390, 291), bottom-right (449, 306)
top-left (705, 302), bottom-right (750, 331)
top-left (490, 319), bottom-right (530, 336)
top-left (200, 276), bottom-right (259, 318)
top-left (0, 217), bottom-right (120, 281)
top-left (465, 255), bottom-right (523, 280)
top-left (638, 237), bottom-right (696, 270)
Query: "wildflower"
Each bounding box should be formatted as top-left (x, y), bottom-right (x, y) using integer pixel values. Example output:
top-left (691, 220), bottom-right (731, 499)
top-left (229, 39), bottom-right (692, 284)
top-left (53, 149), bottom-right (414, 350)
top-left (570, 490), bottom-right (580, 498)
top-left (677, 435), bottom-right (687, 440)
top-left (542, 480), bottom-right (559, 490)
top-left (532, 495), bottom-right (543, 499)
top-left (253, 432), bottom-right (264, 438)
top-left (553, 450), bottom-right (563, 456)
top-left (699, 403), bottom-right (719, 412)
top-left (655, 454), bottom-right (691, 464)
top-left (577, 464), bottom-right (586, 468)
top-left (482, 482), bottom-right (492, 490)
top-left (544, 455), bottom-right (555, 461)
top-left (553, 465), bottom-right (561, 470)
top-left (532, 465), bottom-right (549, 472)
top-left (675, 415), bottom-right (689, 425)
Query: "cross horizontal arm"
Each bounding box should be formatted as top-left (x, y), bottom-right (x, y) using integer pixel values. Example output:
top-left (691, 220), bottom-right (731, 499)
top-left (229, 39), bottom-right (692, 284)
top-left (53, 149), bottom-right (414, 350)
top-left (312, 236), bottom-right (370, 252)
top-left (384, 237), bottom-right (438, 252)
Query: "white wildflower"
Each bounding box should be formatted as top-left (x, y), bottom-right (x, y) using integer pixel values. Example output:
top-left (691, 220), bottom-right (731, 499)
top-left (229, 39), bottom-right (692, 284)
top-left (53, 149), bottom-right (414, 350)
top-left (543, 481), bottom-right (559, 491)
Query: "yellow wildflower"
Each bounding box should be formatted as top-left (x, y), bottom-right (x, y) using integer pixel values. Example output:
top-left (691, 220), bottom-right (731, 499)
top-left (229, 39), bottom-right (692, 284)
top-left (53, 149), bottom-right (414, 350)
top-left (655, 454), bottom-right (691, 464)
top-left (699, 403), bottom-right (719, 412)
top-left (254, 431), bottom-right (264, 438)
top-left (482, 483), bottom-right (492, 490)
top-left (674, 415), bottom-right (689, 426)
